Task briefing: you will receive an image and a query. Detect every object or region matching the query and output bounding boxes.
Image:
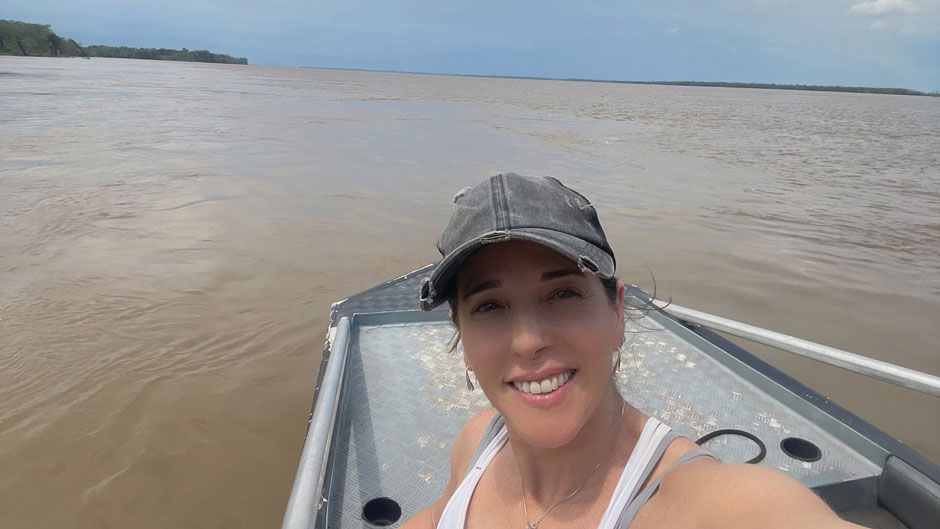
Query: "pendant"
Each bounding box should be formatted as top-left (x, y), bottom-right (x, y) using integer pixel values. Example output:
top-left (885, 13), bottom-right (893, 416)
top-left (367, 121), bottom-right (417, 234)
top-left (526, 523), bottom-right (538, 529)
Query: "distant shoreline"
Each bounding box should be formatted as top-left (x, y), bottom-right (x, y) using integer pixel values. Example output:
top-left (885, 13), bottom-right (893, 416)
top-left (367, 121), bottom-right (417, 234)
top-left (571, 79), bottom-right (937, 97)
top-left (300, 66), bottom-right (938, 97)
top-left (0, 20), bottom-right (247, 65)
top-left (4, 19), bottom-right (935, 96)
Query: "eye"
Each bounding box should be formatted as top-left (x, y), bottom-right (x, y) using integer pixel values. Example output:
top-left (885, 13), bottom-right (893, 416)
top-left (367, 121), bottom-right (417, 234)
top-left (471, 300), bottom-right (503, 314)
top-left (550, 288), bottom-right (582, 300)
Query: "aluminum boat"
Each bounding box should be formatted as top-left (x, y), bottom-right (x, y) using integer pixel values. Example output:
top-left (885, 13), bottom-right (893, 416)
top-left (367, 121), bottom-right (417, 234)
top-left (282, 265), bottom-right (940, 529)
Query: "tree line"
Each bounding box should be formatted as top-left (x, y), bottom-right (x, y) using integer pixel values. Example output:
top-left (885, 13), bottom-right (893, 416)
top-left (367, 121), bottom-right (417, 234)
top-left (82, 45), bottom-right (247, 64)
top-left (624, 80), bottom-right (930, 97)
top-left (0, 20), bottom-right (84, 57)
top-left (0, 20), bottom-right (247, 64)
top-left (561, 77), bottom-right (934, 96)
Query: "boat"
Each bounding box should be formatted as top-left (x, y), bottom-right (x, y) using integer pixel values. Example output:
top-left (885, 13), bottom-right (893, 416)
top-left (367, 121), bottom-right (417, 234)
top-left (282, 264), bottom-right (940, 529)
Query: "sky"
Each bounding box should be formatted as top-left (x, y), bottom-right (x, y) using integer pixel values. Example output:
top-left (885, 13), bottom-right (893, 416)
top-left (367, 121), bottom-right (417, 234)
top-left (4, 0), bottom-right (939, 91)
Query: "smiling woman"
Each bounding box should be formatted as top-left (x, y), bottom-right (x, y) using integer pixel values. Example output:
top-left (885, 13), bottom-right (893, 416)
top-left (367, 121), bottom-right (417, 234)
top-left (403, 173), bottom-right (863, 529)
top-left (456, 242), bottom-right (625, 447)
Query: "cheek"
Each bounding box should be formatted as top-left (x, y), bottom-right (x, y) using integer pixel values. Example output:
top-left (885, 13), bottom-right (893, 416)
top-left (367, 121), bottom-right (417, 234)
top-left (561, 312), bottom-right (621, 362)
top-left (460, 327), bottom-right (505, 373)
top-left (563, 305), bottom-right (619, 338)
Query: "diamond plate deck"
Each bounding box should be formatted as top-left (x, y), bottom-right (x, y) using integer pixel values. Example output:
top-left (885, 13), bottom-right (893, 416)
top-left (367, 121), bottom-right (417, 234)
top-left (322, 322), bottom-right (490, 529)
top-left (616, 314), bottom-right (880, 484)
top-left (320, 307), bottom-right (881, 528)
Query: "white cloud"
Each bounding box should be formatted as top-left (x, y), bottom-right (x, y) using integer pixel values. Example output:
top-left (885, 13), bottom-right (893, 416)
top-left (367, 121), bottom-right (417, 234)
top-left (849, 0), bottom-right (920, 15)
top-left (868, 16), bottom-right (924, 33)
top-left (847, 0), bottom-right (940, 35)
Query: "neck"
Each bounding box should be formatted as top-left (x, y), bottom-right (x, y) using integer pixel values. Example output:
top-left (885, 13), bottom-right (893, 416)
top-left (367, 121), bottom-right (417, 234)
top-left (508, 386), bottom-right (638, 508)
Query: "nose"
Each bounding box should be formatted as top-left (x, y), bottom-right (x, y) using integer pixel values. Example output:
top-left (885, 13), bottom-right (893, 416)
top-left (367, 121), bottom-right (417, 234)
top-left (509, 306), bottom-right (551, 359)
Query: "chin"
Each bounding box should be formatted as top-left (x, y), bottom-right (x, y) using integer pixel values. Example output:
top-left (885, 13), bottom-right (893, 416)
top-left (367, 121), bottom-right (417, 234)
top-left (520, 427), bottom-right (582, 449)
top-left (500, 405), bottom-right (586, 449)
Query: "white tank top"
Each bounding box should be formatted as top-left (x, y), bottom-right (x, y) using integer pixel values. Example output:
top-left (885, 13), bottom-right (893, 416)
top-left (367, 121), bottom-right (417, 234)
top-left (436, 416), bottom-right (708, 529)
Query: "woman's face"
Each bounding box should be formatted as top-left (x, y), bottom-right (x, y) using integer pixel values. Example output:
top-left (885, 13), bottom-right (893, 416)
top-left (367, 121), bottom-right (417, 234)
top-left (455, 240), bottom-right (625, 449)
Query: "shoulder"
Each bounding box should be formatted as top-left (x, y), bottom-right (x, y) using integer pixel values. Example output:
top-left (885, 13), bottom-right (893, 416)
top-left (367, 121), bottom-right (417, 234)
top-left (450, 408), bottom-right (500, 476)
top-left (657, 460), bottom-right (863, 528)
top-left (402, 409), bottom-right (498, 529)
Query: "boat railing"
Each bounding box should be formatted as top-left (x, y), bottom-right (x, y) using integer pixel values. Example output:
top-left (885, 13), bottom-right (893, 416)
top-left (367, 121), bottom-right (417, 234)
top-left (282, 317), bottom-right (352, 529)
top-left (653, 300), bottom-right (940, 398)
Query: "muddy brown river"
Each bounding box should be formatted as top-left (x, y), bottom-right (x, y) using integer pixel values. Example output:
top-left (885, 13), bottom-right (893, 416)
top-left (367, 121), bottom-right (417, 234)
top-left (1, 56), bottom-right (938, 528)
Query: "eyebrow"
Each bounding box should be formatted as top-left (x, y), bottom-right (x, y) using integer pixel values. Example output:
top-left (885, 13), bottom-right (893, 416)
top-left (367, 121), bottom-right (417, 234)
top-left (541, 268), bottom-right (583, 281)
top-left (461, 279), bottom-right (502, 300)
top-left (460, 269), bottom-right (583, 300)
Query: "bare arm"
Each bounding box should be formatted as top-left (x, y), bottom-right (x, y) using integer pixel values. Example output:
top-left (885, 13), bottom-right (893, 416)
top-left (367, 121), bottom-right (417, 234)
top-left (693, 463), bottom-right (867, 529)
top-left (397, 409), bottom-right (496, 529)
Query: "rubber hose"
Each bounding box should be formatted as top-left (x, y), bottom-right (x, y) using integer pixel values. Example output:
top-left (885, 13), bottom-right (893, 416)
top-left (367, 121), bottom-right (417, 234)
top-left (695, 429), bottom-right (766, 464)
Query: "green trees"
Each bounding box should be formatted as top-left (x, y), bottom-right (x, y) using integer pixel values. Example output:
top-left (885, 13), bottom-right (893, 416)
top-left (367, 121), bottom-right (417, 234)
top-left (0, 19), bottom-right (247, 64)
top-left (81, 45), bottom-right (247, 64)
top-left (0, 20), bottom-right (84, 57)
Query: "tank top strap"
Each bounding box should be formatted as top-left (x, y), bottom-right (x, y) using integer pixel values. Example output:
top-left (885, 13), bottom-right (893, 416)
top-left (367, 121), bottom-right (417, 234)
top-left (613, 449), bottom-right (715, 528)
top-left (464, 413), bottom-right (506, 479)
top-left (625, 428), bottom-right (685, 501)
top-left (597, 417), bottom-right (673, 527)
top-left (438, 419), bottom-right (509, 529)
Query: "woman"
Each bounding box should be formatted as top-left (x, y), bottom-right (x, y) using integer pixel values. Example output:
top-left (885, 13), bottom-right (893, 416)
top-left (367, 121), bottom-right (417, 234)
top-left (404, 173), bottom-right (861, 529)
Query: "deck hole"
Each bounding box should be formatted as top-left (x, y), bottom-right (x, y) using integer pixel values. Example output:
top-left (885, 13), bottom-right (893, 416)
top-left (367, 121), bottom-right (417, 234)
top-left (780, 437), bottom-right (821, 462)
top-left (362, 497), bottom-right (402, 526)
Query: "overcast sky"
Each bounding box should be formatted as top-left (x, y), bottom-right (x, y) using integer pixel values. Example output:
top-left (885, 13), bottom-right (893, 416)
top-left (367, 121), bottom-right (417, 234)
top-left (4, 0), bottom-right (938, 90)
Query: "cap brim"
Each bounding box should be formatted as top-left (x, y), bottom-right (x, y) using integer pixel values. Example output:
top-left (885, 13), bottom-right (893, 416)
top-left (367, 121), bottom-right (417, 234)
top-left (419, 228), bottom-right (615, 311)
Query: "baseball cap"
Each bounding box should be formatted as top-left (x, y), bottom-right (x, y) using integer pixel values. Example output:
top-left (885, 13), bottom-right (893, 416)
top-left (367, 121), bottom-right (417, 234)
top-left (419, 172), bottom-right (616, 311)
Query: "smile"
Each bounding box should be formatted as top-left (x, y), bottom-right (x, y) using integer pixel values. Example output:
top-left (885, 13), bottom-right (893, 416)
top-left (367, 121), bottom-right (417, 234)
top-left (511, 370), bottom-right (574, 395)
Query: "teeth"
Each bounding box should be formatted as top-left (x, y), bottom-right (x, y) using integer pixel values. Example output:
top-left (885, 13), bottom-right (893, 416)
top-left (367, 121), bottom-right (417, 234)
top-left (513, 371), bottom-right (572, 395)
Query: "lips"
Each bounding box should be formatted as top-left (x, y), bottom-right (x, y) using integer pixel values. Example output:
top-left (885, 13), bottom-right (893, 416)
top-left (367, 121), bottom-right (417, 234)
top-left (511, 370), bottom-right (574, 395)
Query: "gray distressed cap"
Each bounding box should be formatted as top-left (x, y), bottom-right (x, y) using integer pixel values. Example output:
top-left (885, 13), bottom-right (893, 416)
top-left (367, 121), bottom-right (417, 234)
top-left (419, 172), bottom-right (616, 311)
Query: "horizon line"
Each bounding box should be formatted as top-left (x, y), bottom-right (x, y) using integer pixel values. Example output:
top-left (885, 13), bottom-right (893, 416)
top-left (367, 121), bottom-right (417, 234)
top-left (283, 64), bottom-right (935, 96)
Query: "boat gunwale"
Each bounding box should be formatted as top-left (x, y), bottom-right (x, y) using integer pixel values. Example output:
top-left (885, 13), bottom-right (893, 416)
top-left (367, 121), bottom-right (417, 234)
top-left (629, 283), bottom-right (940, 484)
top-left (679, 314), bottom-right (940, 484)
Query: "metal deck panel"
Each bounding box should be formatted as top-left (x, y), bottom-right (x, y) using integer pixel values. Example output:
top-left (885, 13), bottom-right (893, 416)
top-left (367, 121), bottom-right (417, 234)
top-left (616, 314), bottom-right (880, 484)
top-left (323, 321), bottom-right (489, 529)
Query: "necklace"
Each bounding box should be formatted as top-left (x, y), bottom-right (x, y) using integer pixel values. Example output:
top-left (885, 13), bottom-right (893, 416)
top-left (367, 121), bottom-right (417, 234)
top-left (520, 400), bottom-right (625, 529)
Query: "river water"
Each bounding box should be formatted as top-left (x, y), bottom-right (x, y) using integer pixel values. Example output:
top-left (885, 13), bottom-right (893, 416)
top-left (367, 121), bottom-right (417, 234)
top-left (1, 56), bottom-right (938, 528)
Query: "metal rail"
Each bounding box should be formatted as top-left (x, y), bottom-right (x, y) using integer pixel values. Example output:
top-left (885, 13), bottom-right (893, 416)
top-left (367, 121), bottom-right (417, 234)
top-left (654, 301), bottom-right (940, 398)
top-left (282, 317), bottom-right (352, 529)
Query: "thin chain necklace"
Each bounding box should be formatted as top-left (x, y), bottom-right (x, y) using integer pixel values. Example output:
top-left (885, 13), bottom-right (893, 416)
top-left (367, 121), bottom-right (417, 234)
top-left (520, 400), bottom-right (625, 529)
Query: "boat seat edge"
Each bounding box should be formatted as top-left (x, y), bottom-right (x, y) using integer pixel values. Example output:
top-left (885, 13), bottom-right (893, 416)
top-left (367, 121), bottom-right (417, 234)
top-left (878, 455), bottom-right (940, 529)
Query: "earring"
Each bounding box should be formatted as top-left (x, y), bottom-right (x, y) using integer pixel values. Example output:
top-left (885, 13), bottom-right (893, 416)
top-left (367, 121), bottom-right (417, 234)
top-left (612, 344), bottom-right (623, 374)
top-left (465, 368), bottom-right (474, 391)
